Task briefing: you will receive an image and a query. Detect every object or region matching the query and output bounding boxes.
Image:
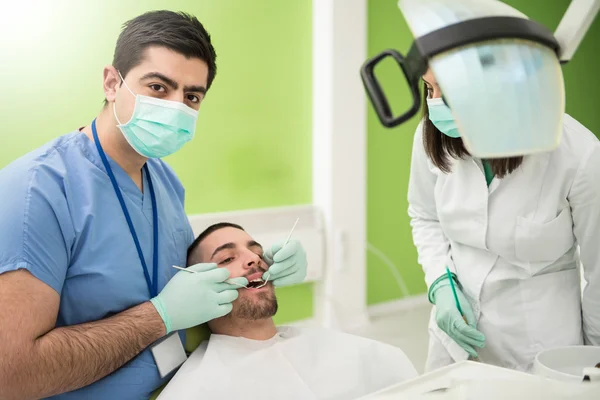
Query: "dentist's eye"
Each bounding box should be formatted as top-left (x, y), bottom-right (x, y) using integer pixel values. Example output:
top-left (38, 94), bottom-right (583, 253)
top-left (187, 94), bottom-right (200, 103)
top-left (150, 84), bottom-right (166, 93)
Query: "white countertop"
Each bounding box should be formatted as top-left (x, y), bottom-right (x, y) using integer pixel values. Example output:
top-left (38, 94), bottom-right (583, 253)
top-left (359, 361), bottom-right (599, 400)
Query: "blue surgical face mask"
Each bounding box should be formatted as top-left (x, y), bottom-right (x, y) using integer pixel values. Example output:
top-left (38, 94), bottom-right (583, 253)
top-left (113, 72), bottom-right (199, 158)
top-left (426, 97), bottom-right (461, 138)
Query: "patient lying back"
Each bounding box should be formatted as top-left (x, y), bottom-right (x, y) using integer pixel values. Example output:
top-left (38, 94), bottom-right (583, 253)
top-left (158, 223), bottom-right (418, 400)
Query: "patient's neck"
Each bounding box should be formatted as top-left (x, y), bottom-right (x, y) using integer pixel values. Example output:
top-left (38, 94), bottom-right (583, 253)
top-left (208, 317), bottom-right (277, 341)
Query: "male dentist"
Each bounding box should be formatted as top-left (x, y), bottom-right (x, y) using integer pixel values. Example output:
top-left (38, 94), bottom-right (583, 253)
top-left (0, 10), bottom-right (307, 399)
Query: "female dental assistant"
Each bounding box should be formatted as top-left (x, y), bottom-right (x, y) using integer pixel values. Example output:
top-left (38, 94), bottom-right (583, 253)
top-left (408, 68), bottom-right (600, 372)
top-left (0, 11), bottom-right (307, 400)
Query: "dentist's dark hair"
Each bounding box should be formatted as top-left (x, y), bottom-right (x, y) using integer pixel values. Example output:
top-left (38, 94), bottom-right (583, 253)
top-left (104, 10), bottom-right (217, 105)
top-left (421, 82), bottom-right (523, 178)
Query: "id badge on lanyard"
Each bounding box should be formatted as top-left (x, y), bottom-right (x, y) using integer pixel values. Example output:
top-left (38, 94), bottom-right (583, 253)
top-left (92, 119), bottom-right (186, 377)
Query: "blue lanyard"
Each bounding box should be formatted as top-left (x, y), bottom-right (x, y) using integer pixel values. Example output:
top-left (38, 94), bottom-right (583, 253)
top-left (91, 119), bottom-right (159, 298)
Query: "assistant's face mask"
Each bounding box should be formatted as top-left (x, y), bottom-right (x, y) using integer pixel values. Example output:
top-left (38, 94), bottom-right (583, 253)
top-left (114, 71), bottom-right (199, 158)
top-left (426, 97), bottom-right (461, 138)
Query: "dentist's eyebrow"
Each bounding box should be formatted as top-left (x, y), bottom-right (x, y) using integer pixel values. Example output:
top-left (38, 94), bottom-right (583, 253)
top-left (139, 72), bottom-right (179, 89)
top-left (184, 84), bottom-right (207, 94)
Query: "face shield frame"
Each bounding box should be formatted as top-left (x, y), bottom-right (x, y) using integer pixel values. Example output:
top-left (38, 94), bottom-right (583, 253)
top-left (360, 16), bottom-right (561, 128)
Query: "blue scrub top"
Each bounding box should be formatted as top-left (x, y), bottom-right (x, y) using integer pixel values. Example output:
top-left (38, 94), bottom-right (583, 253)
top-left (0, 131), bottom-right (195, 399)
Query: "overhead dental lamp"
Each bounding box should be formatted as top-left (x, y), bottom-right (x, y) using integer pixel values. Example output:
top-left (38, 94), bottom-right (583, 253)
top-left (361, 0), bottom-right (600, 158)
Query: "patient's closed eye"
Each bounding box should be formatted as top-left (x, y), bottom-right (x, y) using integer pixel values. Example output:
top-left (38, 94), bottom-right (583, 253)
top-left (219, 251), bottom-right (263, 265)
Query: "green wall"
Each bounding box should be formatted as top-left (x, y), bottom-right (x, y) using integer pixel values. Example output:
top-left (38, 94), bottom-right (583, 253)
top-left (366, 0), bottom-right (600, 305)
top-left (0, 0), bottom-right (313, 324)
top-left (2, 0), bottom-right (597, 321)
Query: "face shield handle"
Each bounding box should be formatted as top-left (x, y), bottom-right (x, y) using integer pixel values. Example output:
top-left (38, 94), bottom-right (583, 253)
top-left (360, 49), bottom-right (421, 128)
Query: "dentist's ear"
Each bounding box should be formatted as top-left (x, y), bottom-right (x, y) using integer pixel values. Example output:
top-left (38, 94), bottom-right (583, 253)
top-left (103, 66), bottom-right (122, 103)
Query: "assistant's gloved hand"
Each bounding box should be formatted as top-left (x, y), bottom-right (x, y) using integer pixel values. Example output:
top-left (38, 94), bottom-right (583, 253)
top-left (150, 263), bottom-right (248, 335)
top-left (262, 240), bottom-right (307, 287)
top-left (431, 279), bottom-right (486, 358)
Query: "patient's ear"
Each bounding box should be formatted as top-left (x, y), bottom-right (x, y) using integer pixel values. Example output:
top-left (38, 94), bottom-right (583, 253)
top-left (187, 243), bottom-right (208, 267)
top-left (186, 253), bottom-right (202, 267)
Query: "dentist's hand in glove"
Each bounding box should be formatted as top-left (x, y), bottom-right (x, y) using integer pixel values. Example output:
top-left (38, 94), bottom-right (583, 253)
top-left (262, 240), bottom-right (307, 287)
top-left (150, 263), bottom-right (248, 335)
top-left (431, 279), bottom-right (486, 358)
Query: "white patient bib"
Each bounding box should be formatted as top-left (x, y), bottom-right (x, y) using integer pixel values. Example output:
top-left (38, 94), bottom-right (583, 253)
top-left (157, 326), bottom-right (417, 400)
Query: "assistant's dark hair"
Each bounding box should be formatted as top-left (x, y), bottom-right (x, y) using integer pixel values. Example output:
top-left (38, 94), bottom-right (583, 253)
top-left (187, 222), bottom-right (244, 264)
top-left (112, 10), bottom-right (217, 88)
top-left (421, 82), bottom-right (523, 178)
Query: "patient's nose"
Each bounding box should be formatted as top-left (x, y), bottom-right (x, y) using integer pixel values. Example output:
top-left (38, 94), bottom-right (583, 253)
top-left (244, 251), bottom-right (261, 269)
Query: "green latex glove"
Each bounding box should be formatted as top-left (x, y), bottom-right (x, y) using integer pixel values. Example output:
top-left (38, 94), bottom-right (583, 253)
top-left (150, 263), bottom-right (248, 335)
top-left (262, 240), bottom-right (307, 287)
top-left (431, 279), bottom-right (486, 358)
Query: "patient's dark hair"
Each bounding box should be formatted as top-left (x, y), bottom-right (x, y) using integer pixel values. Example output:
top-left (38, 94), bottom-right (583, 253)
top-left (187, 222), bottom-right (244, 265)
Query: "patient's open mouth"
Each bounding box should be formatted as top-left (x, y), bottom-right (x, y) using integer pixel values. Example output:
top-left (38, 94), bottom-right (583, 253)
top-left (246, 279), bottom-right (266, 289)
top-left (243, 271), bottom-right (269, 289)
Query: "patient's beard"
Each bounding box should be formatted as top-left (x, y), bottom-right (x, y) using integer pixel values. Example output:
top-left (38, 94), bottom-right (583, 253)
top-left (233, 288), bottom-right (278, 320)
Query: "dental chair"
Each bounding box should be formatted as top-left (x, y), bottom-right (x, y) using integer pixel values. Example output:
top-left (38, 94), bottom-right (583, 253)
top-left (149, 324), bottom-right (211, 399)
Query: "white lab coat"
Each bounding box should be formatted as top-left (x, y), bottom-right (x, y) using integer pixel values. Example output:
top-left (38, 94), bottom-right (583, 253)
top-left (157, 326), bottom-right (417, 400)
top-left (408, 114), bottom-right (600, 372)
